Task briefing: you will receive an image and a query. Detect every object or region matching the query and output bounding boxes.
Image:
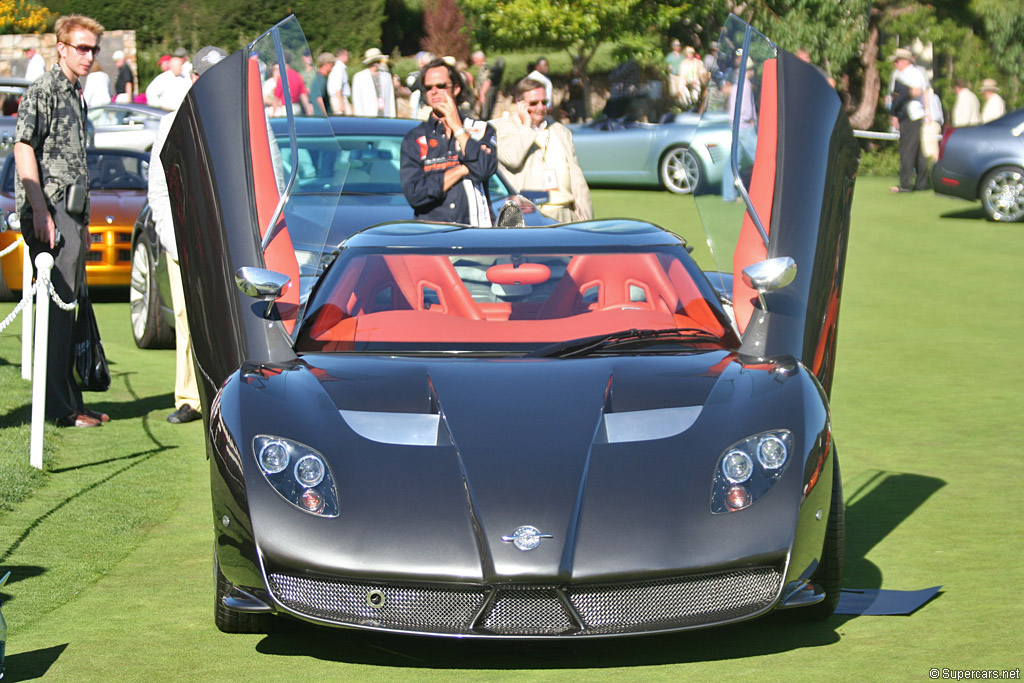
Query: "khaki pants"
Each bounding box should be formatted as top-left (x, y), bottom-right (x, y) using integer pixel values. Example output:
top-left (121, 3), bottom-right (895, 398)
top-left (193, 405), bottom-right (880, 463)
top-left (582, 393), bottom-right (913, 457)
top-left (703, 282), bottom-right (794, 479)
top-left (167, 256), bottom-right (200, 411)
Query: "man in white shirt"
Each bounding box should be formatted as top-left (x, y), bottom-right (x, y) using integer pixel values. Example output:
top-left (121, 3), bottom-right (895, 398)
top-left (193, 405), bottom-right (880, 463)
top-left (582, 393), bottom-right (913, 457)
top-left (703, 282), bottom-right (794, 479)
top-left (23, 43), bottom-right (46, 82)
top-left (980, 79), bottom-right (1006, 124)
top-left (951, 79), bottom-right (981, 128)
top-left (148, 45), bottom-right (228, 424)
top-left (351, 49), bottom-right (395, 117)
top-left (326, 48), bottom-right (350, 115)
top-left (887, 48), bottom-right (930, 193)
top-left (146, 47), bottom-right (191, 110)
top-left (527, 57), bottom-right (553, 106)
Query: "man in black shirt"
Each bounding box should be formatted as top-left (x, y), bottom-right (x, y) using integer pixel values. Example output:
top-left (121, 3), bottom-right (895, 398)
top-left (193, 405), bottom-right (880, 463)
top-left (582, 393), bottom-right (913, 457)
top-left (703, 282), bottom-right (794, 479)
top-left (113, 49), bottom-right (134, 102)
top-left (400, 58), bottom-right (497, 225)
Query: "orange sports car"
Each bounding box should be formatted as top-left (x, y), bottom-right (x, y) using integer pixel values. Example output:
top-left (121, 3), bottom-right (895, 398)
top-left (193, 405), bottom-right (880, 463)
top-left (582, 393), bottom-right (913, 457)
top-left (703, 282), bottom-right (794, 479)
top-left (0, 148), bottom-right (149, 299)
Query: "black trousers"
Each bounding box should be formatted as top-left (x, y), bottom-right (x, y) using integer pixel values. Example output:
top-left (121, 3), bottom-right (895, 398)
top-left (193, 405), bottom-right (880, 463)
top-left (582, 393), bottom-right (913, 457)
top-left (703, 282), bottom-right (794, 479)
top-left (898, 117), bottom-right (929, 191)
top-left (22, 203), bottom-right (88, 420)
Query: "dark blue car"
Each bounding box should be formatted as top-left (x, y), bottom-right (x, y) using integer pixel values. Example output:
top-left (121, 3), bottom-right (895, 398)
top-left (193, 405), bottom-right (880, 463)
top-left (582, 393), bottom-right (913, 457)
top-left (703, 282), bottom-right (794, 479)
top-left (932, 109), bottom-right (1024, 223)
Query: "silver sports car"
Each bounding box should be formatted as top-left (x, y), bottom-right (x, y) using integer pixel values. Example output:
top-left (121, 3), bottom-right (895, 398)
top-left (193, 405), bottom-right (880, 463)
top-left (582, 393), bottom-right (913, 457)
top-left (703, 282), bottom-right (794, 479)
top-left (570, 111), bottom-right (732, 195)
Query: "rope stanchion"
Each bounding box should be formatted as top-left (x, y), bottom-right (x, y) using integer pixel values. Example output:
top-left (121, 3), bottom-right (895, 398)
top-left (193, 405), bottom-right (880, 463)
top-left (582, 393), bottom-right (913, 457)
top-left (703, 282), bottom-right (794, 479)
top-left (21, 242), bottom-right (32, 380)
top-left (30, 253), bottom-right (53, 470)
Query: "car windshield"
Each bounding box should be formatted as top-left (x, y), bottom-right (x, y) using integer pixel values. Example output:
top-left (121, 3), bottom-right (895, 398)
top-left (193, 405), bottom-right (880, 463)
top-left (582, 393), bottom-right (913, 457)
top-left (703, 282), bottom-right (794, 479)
top-left (87, 151), bottom-right (149, 190)
top-left (0, 150), bottom-right (149, 192)
top-left (296, 236), bottom-right (735, 355)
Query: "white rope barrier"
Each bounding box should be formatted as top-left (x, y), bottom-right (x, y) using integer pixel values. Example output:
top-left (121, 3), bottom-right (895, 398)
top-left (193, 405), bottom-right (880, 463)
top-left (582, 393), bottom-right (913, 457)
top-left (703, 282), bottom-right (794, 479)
top-left (0, 235), bottom-right (23, 258)
top-left (0, 246), bottom-right (80, 469)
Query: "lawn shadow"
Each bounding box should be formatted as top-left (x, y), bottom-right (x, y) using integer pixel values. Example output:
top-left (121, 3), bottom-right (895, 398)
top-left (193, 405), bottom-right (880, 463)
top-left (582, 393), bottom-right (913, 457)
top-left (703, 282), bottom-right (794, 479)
top-left (256, 616), bottom-right (840, 668)
top-left (842, 470), bottom-right (946, 592)
top-left (0, 565), bottom-right (47, 606)
top-left (938, 206), bottom-right (986, 220)
top-left (2, 643), bottom-right (69, 681)
top-left (0, 380), bottom-right (172, 428)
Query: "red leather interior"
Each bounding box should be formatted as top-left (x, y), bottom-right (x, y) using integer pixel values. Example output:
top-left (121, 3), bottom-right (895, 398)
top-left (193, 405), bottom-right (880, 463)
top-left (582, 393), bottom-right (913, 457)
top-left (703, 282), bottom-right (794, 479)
top-left (303, 251), bottom-right (727, 346)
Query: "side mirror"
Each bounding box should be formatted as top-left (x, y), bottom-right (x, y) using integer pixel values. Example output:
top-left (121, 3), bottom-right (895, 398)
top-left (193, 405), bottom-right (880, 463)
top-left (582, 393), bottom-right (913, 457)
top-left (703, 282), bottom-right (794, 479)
top-left (235, 267), bottom-right (291, 317)
top-left (741, 256), bottom-right (796, 312)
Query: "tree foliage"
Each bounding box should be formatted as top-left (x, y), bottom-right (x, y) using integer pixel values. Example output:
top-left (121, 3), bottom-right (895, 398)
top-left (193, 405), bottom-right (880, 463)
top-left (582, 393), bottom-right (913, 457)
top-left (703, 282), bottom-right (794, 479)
top-left (421, 0), bottom-right (469, 61)
top-left (749, 0), bottom-right (871, 80)
top-left (461, 0), bottom-right (691, 72)
top-left (0, 0), bottom-right (54, 33)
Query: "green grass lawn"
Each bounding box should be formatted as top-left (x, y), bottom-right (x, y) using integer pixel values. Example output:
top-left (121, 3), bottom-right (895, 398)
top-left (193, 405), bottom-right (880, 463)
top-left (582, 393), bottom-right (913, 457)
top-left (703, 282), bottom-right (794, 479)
top-left (1, 177), bottom-right (1022, 680)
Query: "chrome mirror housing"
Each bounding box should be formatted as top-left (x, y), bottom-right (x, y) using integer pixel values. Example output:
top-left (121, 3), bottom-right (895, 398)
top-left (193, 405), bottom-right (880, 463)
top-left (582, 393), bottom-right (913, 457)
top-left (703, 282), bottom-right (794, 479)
top-left (742, 257), bottom-right (797, 311)
top-left (235, 267), bottom-right (291, 316)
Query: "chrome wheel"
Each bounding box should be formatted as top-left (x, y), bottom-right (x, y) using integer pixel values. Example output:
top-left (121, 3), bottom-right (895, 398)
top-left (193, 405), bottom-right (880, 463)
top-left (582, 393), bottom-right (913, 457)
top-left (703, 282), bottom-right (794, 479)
top-left (660, 146), bottom-right (701, 195)
top-left (981, 166), bottom-right (1024, 223)
top-left (129, 239), bottom-right (152, 344)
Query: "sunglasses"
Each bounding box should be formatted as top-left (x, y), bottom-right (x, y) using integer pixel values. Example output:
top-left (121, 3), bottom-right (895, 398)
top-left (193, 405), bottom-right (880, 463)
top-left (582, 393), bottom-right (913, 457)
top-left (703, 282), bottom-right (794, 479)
top-left (527, 100), bottom-right (548, 107)
top-left (424, 82), bottom-right (452, 92)
top-left (66, 43), bottom-right (101, 57)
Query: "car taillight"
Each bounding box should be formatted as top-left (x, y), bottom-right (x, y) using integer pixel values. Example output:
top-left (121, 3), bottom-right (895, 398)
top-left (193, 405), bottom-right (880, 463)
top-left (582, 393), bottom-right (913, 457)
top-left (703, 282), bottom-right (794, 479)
top-left (938, 126), bottom-right (955, 161)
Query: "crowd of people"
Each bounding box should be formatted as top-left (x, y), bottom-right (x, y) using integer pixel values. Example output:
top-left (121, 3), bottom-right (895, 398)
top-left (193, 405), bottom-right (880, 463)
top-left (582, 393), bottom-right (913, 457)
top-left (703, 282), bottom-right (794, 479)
top-left (886, 47), bottom-right (1004, 194)
top-left (10, 18), bottom-right (1014, 427)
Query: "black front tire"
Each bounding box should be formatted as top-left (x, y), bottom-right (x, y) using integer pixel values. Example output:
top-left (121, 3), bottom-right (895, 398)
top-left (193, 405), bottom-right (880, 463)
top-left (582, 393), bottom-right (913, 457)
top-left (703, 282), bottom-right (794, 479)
top-left (796, 452), bottom-right (845, 621)
top-left (214, 553), bottom-right (279, 634)
top-left (129, 238), bottom-right (173, 349)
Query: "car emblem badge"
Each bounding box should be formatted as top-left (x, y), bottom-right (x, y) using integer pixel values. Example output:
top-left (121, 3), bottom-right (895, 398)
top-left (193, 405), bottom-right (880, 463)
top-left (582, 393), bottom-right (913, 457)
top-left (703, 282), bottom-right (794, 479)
top-left (106, 215), bottom-right (115, 224)
top-left (501, 525), bottom-right (553, 551)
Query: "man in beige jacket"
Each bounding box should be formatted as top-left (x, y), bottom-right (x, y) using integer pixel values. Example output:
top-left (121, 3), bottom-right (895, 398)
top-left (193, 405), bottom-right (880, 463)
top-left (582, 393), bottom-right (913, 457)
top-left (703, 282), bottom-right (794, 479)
top-left (491, 77), bottom-right (593, 223)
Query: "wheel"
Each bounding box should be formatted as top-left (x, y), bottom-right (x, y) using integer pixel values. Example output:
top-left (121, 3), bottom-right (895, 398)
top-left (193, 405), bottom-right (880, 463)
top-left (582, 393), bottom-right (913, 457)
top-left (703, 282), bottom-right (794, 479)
top-left (659, 145), bottom-right (702, 195)
top-left (214, 552), bottom-right (279, 634)
top-left (980, 166), bottom-right (1024, 223)
top-left (129, 238), bottom-right (173, 349)
top-left (796, 452), bottom-right (845, 621)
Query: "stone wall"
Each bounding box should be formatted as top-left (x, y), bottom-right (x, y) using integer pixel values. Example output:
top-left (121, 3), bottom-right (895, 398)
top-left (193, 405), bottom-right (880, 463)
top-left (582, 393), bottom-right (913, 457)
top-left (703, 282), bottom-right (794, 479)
top-left (0, 30), bottom-right (136, 80)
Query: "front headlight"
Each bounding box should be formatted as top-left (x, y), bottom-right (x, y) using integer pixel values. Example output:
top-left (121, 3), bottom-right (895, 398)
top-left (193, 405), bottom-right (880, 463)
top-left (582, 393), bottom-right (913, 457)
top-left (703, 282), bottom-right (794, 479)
top-left (253, 436), bottom-right (339, 517)
top-left (711, 430), bottom-right (792, 514)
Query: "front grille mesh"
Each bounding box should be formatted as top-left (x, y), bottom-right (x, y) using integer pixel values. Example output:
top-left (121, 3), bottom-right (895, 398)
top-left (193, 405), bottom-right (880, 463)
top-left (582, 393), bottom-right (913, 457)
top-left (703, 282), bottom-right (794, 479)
top-left (268, 573), bottom-right (486, 633)
top-left (568, 566), bottom-right (781, 634)
top-left (267, 565), bottom-right (781, 636)
top-left (481, 588), bottom-right (574, 635)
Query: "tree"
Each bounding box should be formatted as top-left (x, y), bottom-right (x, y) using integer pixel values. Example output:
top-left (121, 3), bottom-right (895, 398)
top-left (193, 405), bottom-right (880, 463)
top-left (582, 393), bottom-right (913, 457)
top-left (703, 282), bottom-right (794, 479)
top-left (461, 0), bottom-right (692, 117)
top-left (421, 0), bottom-right (470, 62)
top-left (971, 0), bottom-right (1024, 107)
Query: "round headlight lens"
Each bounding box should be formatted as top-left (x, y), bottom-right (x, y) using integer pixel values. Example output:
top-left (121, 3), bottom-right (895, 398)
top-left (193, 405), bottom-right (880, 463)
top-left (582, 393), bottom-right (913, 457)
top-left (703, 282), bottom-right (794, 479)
top-left (725, 485), bottom-right (752, 510)
top-left (721, 450), bottom-right (753, 483)
top-left (258, 440), bottom-right (290, 474)
top-left (294, 454), bottom-right (325, 488)
top-left (299, 488), bottom-right (325, 513)
top-left (757, 435), bottom-right (788, 470)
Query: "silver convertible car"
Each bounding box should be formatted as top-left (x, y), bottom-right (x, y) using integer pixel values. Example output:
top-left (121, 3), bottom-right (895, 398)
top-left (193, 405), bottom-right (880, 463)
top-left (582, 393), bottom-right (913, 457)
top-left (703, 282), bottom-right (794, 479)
top-left (570, 111), bottom-right (732, 195)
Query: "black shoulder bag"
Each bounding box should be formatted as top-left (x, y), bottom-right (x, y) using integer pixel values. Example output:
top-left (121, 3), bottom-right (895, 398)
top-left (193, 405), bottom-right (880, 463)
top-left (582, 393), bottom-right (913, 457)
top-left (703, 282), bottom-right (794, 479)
top-left (75, 282), bottom-right (111, 391)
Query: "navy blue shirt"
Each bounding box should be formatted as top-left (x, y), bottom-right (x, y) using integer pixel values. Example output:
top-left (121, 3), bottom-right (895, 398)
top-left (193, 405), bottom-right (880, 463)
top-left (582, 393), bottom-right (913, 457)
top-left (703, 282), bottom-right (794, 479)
top-left (400, 114), bottom-right (497, 225)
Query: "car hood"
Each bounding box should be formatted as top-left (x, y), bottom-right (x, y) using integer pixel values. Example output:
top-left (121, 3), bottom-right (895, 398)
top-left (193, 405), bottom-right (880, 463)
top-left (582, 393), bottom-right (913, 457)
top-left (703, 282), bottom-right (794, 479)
top-left (88, 189), bottom-right (147, 225)
top-left (227, 350), bottom-right (822, 584)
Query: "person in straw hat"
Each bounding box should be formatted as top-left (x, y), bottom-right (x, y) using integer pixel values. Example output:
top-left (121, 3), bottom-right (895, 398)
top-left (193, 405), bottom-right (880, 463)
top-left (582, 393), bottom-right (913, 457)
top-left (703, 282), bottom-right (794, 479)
top-left (980, 78), bottom-right (1006, 124)
top-left (351, 47), bottom-right (395, 117)
top-left (886, 47), bottom-right (932, 193)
